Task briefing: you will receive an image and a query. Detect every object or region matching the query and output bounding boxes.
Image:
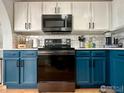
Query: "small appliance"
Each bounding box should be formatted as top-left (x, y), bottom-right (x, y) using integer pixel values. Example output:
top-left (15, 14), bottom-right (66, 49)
top-left (105, 31), bottom-right (112, 45)
top-left (104, 31), bottom-right (112, 48)
top-left (42, 15), bottom-right (72, 32)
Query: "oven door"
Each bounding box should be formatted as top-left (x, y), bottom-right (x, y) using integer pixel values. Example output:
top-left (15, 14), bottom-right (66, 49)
top-left (37, 53), bottom-right (75, 82)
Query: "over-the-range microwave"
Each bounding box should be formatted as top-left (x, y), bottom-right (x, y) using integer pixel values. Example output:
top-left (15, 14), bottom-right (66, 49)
top-left (42, 15), bottom-right (72, 32)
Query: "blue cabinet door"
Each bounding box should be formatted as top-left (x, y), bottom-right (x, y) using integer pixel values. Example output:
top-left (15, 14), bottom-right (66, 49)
top-left (110, 58), bottom-right (124, 89)
top-left (76, 57), bottom-right (90, 85)
top-left (20, 58), bottom-right (37, 87)
top-left (4, 58), bottom-right (19, 86)
top-left (110, 51), bottom-right (124, 93)
top-left (92, 57), bottom-right (106, 85)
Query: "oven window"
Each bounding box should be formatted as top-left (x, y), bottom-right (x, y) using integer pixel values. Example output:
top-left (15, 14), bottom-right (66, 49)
top-left (38, 55), bottom-right (75, 82)
top-left (45, 20), bottom-right (65, 28)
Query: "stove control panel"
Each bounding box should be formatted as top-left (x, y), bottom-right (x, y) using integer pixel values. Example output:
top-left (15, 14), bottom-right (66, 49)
top-left (44, 39), bottom-right (71, 48)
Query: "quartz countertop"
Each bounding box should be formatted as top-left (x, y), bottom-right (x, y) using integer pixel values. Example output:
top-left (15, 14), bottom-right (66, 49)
top-left (3, 48), bottom-right (124, 50)
top-left (75, 48), bottom-right (124, 50)
top-left (3, 48), bottom-right (38, 50)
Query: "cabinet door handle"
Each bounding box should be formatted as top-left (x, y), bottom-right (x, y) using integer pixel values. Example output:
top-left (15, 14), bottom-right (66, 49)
top-left (25, 23), bottom-right (26, 29)
top-left (89, 59), bottom-right (92, 68)
top-left (58, 7), bottom-right (60, 13)
top-left (29, 23), bottom-right (31, 29)
top-left (20, 60), bottom-right (24, 67)
top-left (55, 7), bottom-right (57, 13)
top-left (16, 61), bottom-right (20, 67)
top-left (55, 7), bottom-right (60, 14)
top-left (25, 23), bottom-right (28, 30)
top-left (93, 59), bottom-right (95, 68)
top-left (93, 22), bottom-right (95, 29)
top-left (89, 23), bottom-right (91, 29)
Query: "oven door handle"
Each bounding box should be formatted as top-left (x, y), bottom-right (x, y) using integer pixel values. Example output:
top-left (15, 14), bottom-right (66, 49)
top-left (38, 51), bottom-right (75, 55)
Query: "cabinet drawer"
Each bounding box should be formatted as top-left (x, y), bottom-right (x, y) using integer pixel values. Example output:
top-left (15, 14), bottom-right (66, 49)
top-left (91, 51), bottom-right (106, 57)
top-left (110, 51), bottom-right (124, 58)
top-left (20, 51), bottom-right (37, 58)
top-left (76, 51), bottom-right (90, 57)
top-left (4, 50), bottom-right (19, 58)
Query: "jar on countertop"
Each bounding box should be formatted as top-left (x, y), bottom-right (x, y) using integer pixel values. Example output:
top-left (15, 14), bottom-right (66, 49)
top-left (85, 37), bottom-right (96, 48)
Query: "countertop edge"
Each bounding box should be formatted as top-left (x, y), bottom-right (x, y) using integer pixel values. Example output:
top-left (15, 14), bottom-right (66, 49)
top-left (75, 48), bottom-right (124, 50)
top-left (3, 48), bottom-right (38, 50)
top-left (2, 48), bottom-right (124, 50)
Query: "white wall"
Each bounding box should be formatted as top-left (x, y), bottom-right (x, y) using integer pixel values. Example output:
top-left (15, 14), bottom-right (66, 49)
top-left (0, 0), bottom-right (13, 49)
top-left (2, 0), bottom-right (15, 29)
top-left (0, 24), bottom-right (3, 48)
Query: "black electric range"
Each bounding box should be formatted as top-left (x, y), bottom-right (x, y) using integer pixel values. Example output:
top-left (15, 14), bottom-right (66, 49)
top-left (37, 39), bottom-right (75, 92)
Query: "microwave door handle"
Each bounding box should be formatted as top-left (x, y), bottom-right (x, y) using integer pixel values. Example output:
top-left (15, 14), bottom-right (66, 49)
top-left (65, 16), bottom-right (67, 30)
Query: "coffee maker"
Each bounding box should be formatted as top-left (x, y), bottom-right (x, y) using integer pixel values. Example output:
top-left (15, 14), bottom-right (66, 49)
top-left (104, 31), bottom-right (112, 47)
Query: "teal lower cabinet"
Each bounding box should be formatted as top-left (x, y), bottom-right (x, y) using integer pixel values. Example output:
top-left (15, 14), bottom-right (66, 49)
top-left (110, 51), bottom-right (124, 93)
top-left (76, 57), bottom-right (90, 86)
top-left (20, 58), bottom-right (37, 88)
top-left (4, 58), bottom-right (20, 86)
top-left (92, 57), bottom-right (106, 85)
top-left (76, 50), bottom-right (106, 88)
top-left (4, 50), bottom-right (37, 88)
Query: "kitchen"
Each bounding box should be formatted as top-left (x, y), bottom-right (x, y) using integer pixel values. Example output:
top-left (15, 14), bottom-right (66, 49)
top-left (0, 0), bottom-right (124, 93)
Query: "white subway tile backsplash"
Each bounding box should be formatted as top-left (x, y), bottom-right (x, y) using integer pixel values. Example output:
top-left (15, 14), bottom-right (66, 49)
top-left (24, 34), bottom-right (105, 48)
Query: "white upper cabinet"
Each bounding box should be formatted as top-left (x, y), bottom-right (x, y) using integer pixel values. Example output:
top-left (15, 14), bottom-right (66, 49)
top-left (43, 2), bottom-right (72, 14)
top-left (28, 2), bottom-right (42, 31)
top-left (43, 2), bottom-right (56, 14)
top-left (112, 0), bottom-right (124, 30)
top-left (14, 2), bottom-right (42, 32)
top-left (57, 2), bottom-right (72, 14)
top-left (14, 2), bottom-right (28, 31)
top-left (72, 2), bottom-right (91, 31)
top-left (91, 2), bottom-right (110, 31)
top-left (72, 1), bottom-right (110, 31)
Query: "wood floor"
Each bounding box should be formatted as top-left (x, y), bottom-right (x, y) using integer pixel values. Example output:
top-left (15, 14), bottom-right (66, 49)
top-left (0, 85), bottom-right (100, 93)
top-left (0, 85), bottom-right (116, 93)
top-left (0, 89), bottom-right (100, 93)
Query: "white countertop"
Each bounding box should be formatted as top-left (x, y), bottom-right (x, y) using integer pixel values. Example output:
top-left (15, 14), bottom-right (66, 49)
top-left (2, 48), bottom-right (124, 50)
top-left (75, 48), bottom-right (124, 50)
top-left (3, 48), bottom-right (38, 50)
